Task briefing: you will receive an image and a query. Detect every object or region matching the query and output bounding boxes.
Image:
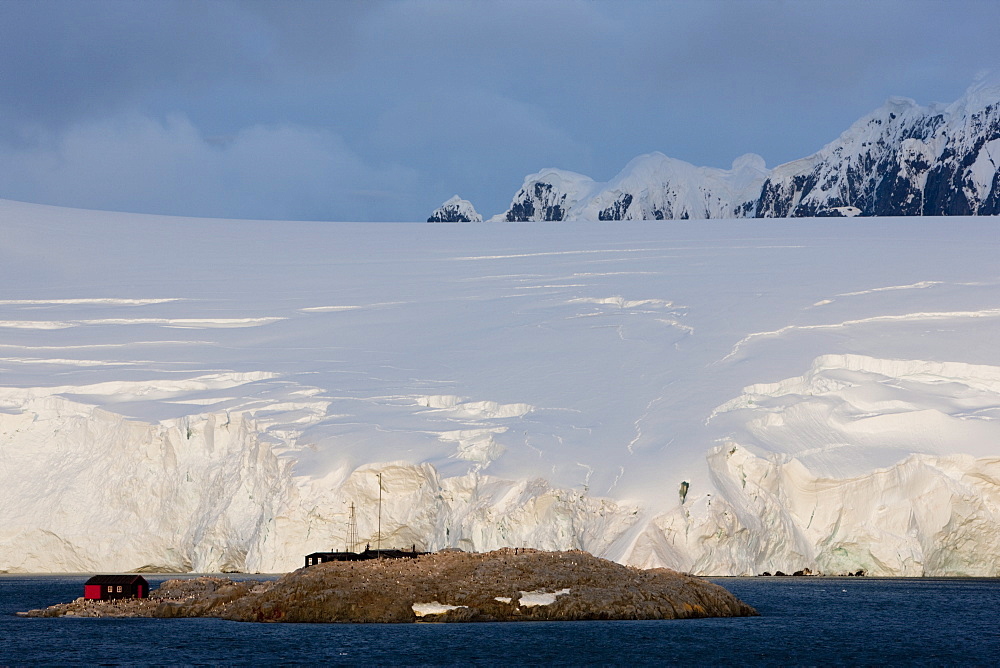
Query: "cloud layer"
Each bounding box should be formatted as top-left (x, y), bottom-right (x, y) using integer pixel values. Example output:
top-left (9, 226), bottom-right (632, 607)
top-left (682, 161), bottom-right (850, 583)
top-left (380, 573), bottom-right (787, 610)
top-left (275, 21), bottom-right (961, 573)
top-left (0, 0), bottom-right (997, 221)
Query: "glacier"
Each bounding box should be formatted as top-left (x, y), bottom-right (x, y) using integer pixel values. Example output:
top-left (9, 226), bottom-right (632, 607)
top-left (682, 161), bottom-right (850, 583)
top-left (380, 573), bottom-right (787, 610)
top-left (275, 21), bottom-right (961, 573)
top-left (2, 198), bottom-right (1000, 575)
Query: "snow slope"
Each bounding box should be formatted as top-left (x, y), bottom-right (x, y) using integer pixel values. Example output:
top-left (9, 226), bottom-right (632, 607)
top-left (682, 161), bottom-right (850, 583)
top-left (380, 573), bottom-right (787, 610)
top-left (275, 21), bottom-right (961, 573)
top-left (2, 198), bottom-right (1000, 575)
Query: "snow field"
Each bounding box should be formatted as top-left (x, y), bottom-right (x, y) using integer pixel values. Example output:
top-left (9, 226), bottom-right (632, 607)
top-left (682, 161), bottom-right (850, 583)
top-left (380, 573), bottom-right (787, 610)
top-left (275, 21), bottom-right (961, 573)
top-left (1, 198), bottom-right (1000, 574)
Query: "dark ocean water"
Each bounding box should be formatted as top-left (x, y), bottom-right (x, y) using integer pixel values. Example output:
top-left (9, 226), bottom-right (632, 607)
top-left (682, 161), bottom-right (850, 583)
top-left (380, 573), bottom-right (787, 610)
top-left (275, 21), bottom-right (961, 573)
top-left (2, 574), bottom-right (999, 665)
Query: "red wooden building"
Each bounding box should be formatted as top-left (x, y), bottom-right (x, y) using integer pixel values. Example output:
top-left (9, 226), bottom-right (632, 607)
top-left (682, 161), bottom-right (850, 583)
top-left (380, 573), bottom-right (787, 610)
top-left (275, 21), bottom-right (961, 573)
top-left (84, 575), bottom-right (149, 600)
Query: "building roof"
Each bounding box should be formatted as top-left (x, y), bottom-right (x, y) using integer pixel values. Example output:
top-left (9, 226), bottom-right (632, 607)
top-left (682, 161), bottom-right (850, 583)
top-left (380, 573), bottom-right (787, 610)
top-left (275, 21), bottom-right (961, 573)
top-left (84, 574), bottom-right (149, 586)
top-left (305, 551), bottom-right (357, 558)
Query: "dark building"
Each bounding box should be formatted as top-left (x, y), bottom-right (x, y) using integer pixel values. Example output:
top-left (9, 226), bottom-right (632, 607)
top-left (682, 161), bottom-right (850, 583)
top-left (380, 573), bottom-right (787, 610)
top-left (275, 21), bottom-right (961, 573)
top-left (304, 551), bottom-right (363, 566)
top-left (84, 575), bottom-right (149, 600)
top-left (305, 545), bottom-right (425, 567)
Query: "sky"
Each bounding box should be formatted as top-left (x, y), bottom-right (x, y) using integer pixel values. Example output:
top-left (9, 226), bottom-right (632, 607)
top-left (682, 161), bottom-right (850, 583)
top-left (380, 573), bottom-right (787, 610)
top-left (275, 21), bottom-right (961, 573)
top-left (0, 0), bottom-right (998, 222)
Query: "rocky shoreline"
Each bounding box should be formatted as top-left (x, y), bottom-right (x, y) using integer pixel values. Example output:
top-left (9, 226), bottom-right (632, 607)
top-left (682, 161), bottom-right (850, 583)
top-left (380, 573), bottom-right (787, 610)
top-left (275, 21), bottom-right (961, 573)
top-left (19, 549), bottom-right (757, 623)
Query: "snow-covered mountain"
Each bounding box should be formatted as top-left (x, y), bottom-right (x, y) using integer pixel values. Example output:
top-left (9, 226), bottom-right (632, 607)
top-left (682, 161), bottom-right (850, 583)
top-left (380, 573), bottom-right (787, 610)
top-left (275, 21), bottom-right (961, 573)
top-left (3, 198), bottom-right (1000, 576)
top-left (427, 195), bottom-right (483, 223)
top-left (491, 153), bottom-right (767, 222)
top-left (484, 81), bottom-right (1000, 221)
top-left (757, 81), bottom-right (1000, 217)
top-left (489, 168), bottom-right (596, 222)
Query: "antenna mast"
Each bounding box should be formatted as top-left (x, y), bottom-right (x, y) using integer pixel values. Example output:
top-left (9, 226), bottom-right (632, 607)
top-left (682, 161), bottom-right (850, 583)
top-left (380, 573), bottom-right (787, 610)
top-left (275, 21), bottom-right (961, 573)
top-left (346, 502), bottom-right (358, 553)
top-left (376, 472), bottom-right (383, 557)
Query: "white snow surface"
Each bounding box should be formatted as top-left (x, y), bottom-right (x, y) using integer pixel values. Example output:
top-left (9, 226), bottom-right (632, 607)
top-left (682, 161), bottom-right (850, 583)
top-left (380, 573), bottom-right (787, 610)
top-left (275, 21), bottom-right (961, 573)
top-left (2, 199), bottom-right (1000, 576)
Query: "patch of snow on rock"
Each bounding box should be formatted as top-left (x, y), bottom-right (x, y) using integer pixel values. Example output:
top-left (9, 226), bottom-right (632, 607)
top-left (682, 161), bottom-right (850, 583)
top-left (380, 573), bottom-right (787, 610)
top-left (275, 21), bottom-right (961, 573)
top-left (518, 588), bottom-right (571, 607)
top-left (412, 601), bottom-right (466, 616)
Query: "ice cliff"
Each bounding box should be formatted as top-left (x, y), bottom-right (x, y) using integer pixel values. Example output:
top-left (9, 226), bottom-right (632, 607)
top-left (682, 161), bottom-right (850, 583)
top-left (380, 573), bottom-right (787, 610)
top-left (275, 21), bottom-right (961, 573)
top-left (2, 200), bottom-right (1000, 575)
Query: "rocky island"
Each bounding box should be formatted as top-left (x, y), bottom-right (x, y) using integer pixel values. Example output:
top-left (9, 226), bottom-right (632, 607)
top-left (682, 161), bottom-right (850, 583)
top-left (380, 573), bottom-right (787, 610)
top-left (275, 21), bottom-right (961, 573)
top-left (20, 549), bottom-right (757, 623)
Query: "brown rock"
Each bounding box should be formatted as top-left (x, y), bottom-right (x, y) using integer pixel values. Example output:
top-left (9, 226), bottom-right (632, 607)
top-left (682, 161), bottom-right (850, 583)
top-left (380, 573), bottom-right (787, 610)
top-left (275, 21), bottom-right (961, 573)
top-left (20, 549), bottom-right (758, 623)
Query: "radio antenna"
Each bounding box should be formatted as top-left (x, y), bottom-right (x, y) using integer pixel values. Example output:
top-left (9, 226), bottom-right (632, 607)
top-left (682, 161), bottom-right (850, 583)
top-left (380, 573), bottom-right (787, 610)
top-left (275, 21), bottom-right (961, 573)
top-left (346, 502), bottom-right (358, 553)
top-left (376, 472), bottom-right (383, 557)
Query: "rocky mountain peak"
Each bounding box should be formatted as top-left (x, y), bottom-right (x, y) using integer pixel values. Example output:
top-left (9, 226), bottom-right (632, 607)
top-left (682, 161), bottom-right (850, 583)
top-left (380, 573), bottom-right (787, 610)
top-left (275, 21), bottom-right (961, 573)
top-left (427, 195), bottom-right (483, 223)
top-left (451, 82), bottom-right (1000, 222)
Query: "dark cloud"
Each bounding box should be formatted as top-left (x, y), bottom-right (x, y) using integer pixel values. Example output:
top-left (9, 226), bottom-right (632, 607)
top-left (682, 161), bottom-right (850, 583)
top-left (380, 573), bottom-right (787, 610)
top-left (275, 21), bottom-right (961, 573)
top-left (0, 2), bottom-right (254, 128)
top-left (0, 0), bottom-right (996, 220)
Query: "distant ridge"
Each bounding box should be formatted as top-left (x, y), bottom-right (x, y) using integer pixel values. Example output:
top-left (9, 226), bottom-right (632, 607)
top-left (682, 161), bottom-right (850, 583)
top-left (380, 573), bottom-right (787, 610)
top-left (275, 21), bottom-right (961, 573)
top-left (435, 80), bottom-right (1000, 221)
